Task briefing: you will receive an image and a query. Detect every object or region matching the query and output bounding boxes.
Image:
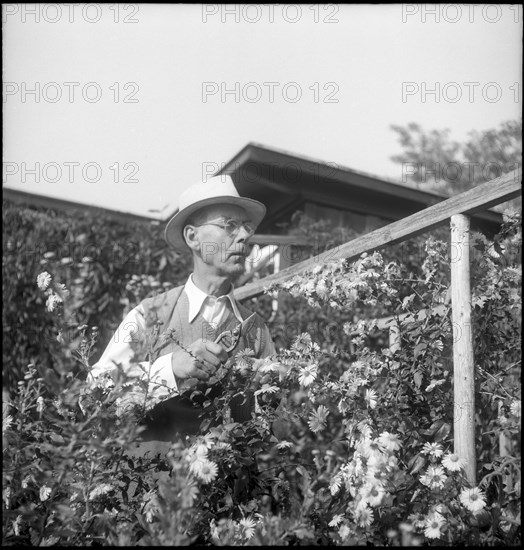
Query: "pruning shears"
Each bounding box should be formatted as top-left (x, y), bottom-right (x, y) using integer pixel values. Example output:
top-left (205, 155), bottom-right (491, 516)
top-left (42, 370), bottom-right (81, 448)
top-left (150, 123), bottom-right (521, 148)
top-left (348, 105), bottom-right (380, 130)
top-left (214, 312), bottom-right (256, 353)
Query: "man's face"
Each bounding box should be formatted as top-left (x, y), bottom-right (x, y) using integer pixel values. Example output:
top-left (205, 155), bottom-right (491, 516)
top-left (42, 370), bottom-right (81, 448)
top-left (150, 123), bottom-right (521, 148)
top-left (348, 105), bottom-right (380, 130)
top-left (189, 204), bottom-right (255, 278)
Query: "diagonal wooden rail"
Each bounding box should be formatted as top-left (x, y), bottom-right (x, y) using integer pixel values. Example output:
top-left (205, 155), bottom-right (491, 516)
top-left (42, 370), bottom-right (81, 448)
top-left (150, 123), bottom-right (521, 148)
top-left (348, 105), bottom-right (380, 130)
top-left (234, 169), bottom-right (521, 301)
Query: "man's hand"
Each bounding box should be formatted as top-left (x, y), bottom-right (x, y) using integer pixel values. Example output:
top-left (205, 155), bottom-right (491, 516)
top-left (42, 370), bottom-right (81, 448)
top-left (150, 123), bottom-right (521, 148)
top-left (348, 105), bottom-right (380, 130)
top-left (171, 339), bottom-right (228, 389)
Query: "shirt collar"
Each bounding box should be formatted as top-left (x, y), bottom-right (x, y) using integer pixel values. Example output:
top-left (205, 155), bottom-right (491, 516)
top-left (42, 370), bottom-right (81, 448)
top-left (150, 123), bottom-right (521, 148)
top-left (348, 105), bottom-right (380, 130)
top-left (184, 274), bottom-right (243, 324)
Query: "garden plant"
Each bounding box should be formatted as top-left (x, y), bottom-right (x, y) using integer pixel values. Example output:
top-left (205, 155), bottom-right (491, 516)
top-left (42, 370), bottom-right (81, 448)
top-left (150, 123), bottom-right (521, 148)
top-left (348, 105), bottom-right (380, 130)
top-left (2, 203), bottom-right (521, 546)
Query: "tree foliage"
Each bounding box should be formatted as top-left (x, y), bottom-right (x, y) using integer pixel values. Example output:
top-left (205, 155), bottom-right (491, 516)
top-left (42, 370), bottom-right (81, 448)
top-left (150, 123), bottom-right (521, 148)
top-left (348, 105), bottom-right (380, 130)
top-left (390, 120), bottom-right (522, 203)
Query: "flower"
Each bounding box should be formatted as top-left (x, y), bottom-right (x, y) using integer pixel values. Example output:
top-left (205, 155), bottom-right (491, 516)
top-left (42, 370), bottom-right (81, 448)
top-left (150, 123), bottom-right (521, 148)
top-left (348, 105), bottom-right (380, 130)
top-left (239, 517), bottom-right (257, 539)
top-left (13, 515), bottom-right (23, 536)
top-left (2, 415), bottom-right (13, 433)
top-left (361, 482), bottom-right (386, 507)
top-left (338, 524), bottom-right (351, 539)
top-left (441, 452), bottom-right (466, 472)
top-left (22, 475), bottom-right (32, 489)
top-left (292, 332), bottom-right (312, 352)
top-left (276, 440), bottom-right (293, 450)
top-left (420, 465), bottom-right (447, 489)
top-left (407, 513), bottom-right (426, 530)
top-left (36, 396), bottom-right (45, 415)
top-left (192, 458), bottom-right (218, 484)
top-left (89, 484), bottom-right (114, 500)
top-left (358, 437), bottom-right (385, 460)
top-left (308, 404), bottom-right (330, 433)
top-left (36, 271), bottom-right (52, 290)
top-left (235, 348), bottom-right (255, 369)
top-left (364, 388), bottom-right (378, 409)
top-left (459, 486), bottom-right (486, 513)
top-left (424, 512), bottom-right (445, 539)
top-left (378, 431), bottom-right (401, 452)
top-left (329, 474), bottom-right (343, 496)
top-left (329, 514), bottom-right (344, 527)
top-left (355, 505), bottom-right (374, 528)
top-left (510, 399), bottom-right (521, 419)
top-left (421, 442), bottom-right (444, 458)
top-left (254, 384), bottom-right (279, 396)
top-left (181, 484), bottom-right (199, 507)
top-left (298, 362), bottom-right (318, 387)
top-left (189, 443), bottom-right (209, 458)
top-left (39, 485), bottom-right (52, 502)
top-left (45, 294), bottom-right (63, 312)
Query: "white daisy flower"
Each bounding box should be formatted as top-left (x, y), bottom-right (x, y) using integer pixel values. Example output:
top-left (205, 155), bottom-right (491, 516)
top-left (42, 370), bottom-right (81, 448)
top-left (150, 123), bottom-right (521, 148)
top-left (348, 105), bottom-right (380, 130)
top-left (361, 483), bottom-right (386, 508)
top-left (364, 389), bottom-right (378, 409)
top-left (89, 484), bottom-right (113, 500)
top-left (292, 332), bottom-right (312, 352)
top-left (407, 512), bottom-right (427, 530)
top-left (355, 505), bottom-right (374, 528)
top-left (36, 396), bottom-right (45, 415)
top-left (338, 524), bottom-right (351, 539)
top-left (509, 400), bottom-right (521, 419)
top-left (424, 512), bottom-right (445, 539)
top-left (193, 458), bottom-right (218, 484)
top-left (298, 363), bottom-right (318, 387)
top-left (421, 442), bottom-right (444, 458)
top-left (378, 431), bottom-right (401, 452)
top-left (39, 485), bottom-right (52, 502)
top-left (308, 404), bottom-right (329, 433)
top-left (22, 475), bottom-right (33, 489)
top-left (13, 515), bottom-right (23, 536)
top-left (329, 514), bottom-right (344, 527)
top-left (2, 415), bottom-right (13, 434)
top-left (459, 487), bottom-right (486, 513)
top-left (359, 437), bottom-right (385, 460)
top-left (420, 465), bottom-right (447, 489)
top-left (441, 452), bottom-right (466, 472)
top-left (36, 271), bottom-right (52, 290)
top-left (190, 443), bottom-right (209, 458)
top-left (276, 440), bottom-right (293, 450)
top-left (45, 294), bottom-right (63, 312)
top-left (239, 517), bottom-right (257, 539)
top-left (329, 474), bottom-right (343, 496)
top-left (254, 384), bottom-right (280, 396)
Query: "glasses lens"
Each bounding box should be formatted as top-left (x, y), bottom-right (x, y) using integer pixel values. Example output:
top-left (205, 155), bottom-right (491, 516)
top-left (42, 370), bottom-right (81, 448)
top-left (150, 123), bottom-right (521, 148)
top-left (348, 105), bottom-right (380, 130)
top-left (224, 220), bottom-right (255, 237)
top-left (225, 220), bottom-right (240, 236)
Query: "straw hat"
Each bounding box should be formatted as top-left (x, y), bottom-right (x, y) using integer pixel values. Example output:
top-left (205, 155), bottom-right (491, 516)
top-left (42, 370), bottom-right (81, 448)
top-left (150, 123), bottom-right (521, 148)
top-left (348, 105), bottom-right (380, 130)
top-left (164, 175), bottom-right (266, 250)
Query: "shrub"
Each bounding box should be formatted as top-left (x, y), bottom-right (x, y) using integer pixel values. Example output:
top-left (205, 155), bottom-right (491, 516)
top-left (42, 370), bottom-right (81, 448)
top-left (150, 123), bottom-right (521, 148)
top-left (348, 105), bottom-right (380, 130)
top-left (2, 205), bottom-right (521, 546)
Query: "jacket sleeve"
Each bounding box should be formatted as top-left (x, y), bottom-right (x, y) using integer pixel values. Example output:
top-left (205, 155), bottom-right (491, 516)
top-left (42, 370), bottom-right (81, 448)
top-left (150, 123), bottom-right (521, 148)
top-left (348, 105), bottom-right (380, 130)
top-left (88, 304), bottom-right (179, 406)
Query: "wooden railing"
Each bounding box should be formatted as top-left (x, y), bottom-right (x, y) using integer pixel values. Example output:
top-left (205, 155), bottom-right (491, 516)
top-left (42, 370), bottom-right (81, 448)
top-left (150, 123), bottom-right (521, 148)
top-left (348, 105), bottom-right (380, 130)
top-left (235, 168), bottom-right (522, 483)
top-left (235, 169), bottom-right (521, 301)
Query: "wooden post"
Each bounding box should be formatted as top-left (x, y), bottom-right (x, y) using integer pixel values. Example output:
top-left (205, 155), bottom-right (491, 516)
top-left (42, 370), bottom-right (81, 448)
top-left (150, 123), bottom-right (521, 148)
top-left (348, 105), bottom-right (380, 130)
top-left (450, 214), bottom-right (476, 484)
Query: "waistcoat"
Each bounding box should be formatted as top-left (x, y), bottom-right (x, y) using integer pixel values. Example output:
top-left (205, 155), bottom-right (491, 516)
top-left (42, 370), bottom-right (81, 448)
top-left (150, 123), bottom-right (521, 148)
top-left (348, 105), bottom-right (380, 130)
top-left (137, 285), bottom-right (269, 442)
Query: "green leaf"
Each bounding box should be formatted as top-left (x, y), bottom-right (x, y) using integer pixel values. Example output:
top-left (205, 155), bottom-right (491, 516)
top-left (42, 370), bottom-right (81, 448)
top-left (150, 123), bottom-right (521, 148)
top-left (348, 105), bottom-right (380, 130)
top-left (414, 343), bottom-right (427, 358)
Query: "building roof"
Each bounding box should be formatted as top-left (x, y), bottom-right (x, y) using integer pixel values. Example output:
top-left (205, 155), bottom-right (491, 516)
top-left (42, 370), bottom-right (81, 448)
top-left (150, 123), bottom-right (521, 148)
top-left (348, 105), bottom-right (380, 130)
top-left (3, 188), bottom-right (158, 224)
top-left (217, 142), bottom-right (503, 235)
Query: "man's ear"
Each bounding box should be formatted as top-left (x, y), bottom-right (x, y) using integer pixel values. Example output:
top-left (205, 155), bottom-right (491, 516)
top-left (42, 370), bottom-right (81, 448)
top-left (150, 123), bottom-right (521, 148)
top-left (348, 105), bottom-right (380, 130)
top-left (183, 225), bottom-right (200, 253)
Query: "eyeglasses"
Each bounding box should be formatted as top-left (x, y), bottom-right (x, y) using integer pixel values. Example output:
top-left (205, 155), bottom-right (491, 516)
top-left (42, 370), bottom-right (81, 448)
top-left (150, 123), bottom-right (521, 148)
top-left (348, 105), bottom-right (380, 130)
top-left (193, 218), bottom-right (257, 238)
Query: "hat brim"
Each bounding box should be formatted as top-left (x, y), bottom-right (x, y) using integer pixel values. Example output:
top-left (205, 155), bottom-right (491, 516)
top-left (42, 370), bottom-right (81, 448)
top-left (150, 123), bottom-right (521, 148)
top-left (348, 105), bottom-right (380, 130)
top-left (164, 196), bottom-right (267, 251)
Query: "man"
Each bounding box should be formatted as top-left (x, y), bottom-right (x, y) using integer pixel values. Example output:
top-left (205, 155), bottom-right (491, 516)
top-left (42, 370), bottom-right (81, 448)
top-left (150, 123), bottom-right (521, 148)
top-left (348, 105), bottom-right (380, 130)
top-left (89, 175), bottom-right (275, 448)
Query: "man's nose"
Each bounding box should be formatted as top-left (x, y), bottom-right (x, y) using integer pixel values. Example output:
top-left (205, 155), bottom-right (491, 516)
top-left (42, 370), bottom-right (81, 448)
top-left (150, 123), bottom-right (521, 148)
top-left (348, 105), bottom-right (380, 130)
top-left (235, 224), bottom-right (251, 241)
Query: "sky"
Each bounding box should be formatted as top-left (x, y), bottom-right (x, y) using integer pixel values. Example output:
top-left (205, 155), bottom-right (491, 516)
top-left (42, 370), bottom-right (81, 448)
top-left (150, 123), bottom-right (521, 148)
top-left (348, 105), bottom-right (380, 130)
top-left (2, 3), bottom-right (522, 219)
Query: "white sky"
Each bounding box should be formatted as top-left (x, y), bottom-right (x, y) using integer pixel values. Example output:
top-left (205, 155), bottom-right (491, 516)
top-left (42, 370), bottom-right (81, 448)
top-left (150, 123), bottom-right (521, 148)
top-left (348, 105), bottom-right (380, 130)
top-left (2, 3), bottom-right (522, 218)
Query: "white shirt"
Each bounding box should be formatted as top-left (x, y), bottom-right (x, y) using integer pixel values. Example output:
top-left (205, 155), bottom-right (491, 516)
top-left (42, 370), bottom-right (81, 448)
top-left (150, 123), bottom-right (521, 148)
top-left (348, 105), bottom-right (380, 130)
top-left (88, 275), bottom-right (265, 407)
top-left (185, 274), bottom-right (243, 326)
